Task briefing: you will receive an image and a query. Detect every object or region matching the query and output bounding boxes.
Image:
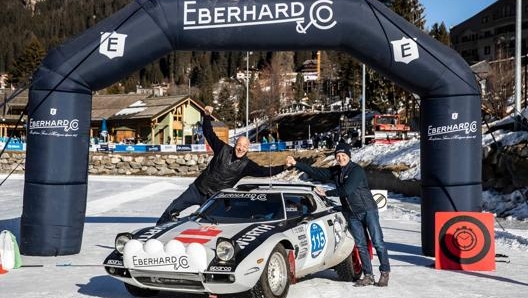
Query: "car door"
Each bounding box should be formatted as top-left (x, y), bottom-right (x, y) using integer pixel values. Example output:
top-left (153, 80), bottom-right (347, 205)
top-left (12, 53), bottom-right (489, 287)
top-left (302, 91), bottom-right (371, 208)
top-left (284, 194), bottom-right (338, 275)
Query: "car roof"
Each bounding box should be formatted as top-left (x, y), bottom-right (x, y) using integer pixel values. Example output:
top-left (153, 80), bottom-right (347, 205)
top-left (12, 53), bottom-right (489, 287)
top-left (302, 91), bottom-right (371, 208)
top-left (232, 182), bottom-right (317, 193)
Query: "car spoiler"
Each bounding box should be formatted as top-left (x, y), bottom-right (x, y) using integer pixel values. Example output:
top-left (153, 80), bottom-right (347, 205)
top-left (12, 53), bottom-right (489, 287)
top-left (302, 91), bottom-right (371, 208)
top-left (235, 183), bottom-right (317, 192)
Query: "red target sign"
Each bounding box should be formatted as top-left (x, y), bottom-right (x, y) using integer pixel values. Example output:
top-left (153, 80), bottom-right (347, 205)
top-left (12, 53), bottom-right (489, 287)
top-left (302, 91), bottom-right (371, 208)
top-left (435, 212), bottom-right (495, 271)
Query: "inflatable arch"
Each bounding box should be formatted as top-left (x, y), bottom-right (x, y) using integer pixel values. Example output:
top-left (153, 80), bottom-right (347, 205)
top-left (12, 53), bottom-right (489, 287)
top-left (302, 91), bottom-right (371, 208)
top-left (21, 0), bottom-right (482, 256)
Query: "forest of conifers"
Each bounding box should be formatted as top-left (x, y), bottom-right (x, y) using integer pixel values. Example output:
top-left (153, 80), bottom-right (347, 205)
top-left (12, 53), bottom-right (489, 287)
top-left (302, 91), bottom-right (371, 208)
top-left (0, 0), bottom-right (448, 116)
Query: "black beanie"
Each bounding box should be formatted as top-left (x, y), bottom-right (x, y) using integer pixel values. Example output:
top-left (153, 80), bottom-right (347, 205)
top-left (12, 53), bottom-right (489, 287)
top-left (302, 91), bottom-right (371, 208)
top-left (335, 142), bottom-right (352, 158)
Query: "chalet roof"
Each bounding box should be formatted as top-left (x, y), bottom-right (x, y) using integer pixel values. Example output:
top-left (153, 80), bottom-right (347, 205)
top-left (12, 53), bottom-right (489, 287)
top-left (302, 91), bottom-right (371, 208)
top-left (92, 94), bottom-right (206, 121)
top-left (2, 90), bottom-right (215, 122)
top-left (2, 90), bottom-right (28, 109)
top-left (92, 94), bottom-right (149, 120)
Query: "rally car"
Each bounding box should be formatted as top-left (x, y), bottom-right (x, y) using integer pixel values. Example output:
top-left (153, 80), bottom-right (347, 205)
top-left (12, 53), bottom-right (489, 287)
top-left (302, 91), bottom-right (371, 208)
top-left (103, 183), bottom-right (364, 298)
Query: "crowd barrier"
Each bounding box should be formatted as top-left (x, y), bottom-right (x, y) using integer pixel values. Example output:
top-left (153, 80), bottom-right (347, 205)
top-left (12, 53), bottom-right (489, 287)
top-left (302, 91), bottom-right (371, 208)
top-left (0, 141), bottom-right (25, 151)
top-left (1, 140), bottom-right (315, 153)
top-left (89, 140), bottom-right (314, 153)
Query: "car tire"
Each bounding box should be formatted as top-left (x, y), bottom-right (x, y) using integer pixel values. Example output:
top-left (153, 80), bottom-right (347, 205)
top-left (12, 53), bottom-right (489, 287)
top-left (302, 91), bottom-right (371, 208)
top-left (335, 246), bottom-right (363, 282)
top-left (123, 282), bottom-right (159, 297)
top-left (249, 243), bottom-right (290, 298)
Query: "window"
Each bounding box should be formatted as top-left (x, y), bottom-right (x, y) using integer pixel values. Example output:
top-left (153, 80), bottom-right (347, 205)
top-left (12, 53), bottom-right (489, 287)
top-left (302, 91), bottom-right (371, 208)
top-left (284, 194), bottom-right (315, 219)
top-left (203, 192), bottom-right (284, 223)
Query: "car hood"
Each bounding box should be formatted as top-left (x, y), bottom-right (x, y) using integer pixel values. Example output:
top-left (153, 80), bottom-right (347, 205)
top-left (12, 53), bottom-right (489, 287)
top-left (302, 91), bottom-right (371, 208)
top-left (123, 220), bottom-right (278, 272)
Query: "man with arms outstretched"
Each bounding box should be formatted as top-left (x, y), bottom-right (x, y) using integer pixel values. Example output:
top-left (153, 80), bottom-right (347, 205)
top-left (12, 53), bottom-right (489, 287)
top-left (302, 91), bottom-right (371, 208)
top-left (157, 105), bottom-right (286, 225)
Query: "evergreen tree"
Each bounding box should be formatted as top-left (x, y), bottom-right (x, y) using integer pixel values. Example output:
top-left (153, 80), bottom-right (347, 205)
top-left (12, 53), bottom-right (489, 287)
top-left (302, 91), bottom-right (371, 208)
top-left (429, 22), bottom-right (450, 46)
top-left (364, 0), bottom-right (426, 116)
top-left (7, 34), bottom-right (46, 88)
top-left (215, 85), bottom-right (236, 128)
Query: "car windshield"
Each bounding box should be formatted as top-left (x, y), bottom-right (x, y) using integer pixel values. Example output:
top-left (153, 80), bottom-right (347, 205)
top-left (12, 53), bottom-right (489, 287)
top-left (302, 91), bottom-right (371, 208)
top-left (196, 191), bottom-right (285, 223)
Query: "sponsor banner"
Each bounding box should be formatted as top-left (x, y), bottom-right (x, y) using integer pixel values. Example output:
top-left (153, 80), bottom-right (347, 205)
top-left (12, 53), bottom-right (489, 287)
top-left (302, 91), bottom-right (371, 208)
top-left (249, 143), bottom-right (261, 152)
top-left (0, 142), bottom-right (25, 151)
top-left (260, 142), bottom-right (287, 152)
top-left (114, 144), bottom-right (146, 152)
top-left (96, 144), bottom-right (114, 153)
top-left (182, 0), bottom-right (338, 34)
top-left (435, 212), bottom-right (495, 271)
top-left (191, 144), bottom-right (206, 152)
top-left (176, 144), bottom-right (192, 152)
top-left (145, 145), bottom-right (161, 152)
top-left (293, 140), bottom-right (311, 149)
top-left (260, 143), bottom-right (274, 152)
top-left (161, 145), bottom-right (177, 152)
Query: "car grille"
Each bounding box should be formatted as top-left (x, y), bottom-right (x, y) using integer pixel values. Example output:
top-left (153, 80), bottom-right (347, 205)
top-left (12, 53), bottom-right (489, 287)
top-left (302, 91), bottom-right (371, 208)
top-left (131, 270), bottom-right (205, 291)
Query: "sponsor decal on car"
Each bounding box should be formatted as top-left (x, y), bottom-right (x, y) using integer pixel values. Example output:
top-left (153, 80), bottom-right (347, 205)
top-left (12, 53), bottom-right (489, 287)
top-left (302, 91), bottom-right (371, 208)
top-left (298, 247), bottom-right (308, 259)
top-left (175, 226), bottom-right (222, 244)
top-left (123, 239), bottom-right (208, 272)
top-left (293, 226), bottom-right (305, 234)
top-left (208, 265), bottom-right (233, 272)
top-left (136, 226), bottom-right (171, 242)
top-left (106, 259), bottom-right (123, 266)
top-left (310, 222), bottom-right (326, 258)
top-left (332, 215), bottom-right (345, 250)
top-left (215, 192), bottom-right (268, 201)
top-left (236, 224), bottom-right (275, 249)
top-left (132, 255), bottom-right (190, 270)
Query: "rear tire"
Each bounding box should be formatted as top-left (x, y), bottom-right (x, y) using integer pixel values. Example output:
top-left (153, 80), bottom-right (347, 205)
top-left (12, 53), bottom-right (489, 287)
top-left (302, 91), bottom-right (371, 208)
top-left (249, 244), bottom-right (290, 298)
top-left (123, 282), bottom-right (159, 297)
top-left (335, 246), bottom-right (362, 281)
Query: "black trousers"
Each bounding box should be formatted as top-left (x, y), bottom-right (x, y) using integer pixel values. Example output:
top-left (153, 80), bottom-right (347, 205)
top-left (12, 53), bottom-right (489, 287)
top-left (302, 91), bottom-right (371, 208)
top-left (156, 183), bottom-right (208, 225)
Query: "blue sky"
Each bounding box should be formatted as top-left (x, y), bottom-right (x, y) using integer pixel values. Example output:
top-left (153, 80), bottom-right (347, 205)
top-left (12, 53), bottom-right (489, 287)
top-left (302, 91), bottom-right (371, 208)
top-left (421, 0), bottom-right (496, 29)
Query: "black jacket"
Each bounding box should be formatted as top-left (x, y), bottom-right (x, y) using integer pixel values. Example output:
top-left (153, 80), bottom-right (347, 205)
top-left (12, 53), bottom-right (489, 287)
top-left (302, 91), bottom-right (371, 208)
top-left (193, 115), bottom-right (285, 195)
top-left (295, 161), bottom-right (377, 214)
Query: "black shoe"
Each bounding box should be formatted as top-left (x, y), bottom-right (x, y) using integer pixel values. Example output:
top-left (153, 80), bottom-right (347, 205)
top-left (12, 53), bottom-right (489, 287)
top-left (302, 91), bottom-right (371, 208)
top-left (354, 274), bottom-right (375, 287)
top-left (156, 211), bottom-right (179, 226)
top-left (170, 211), bottom-right (180, 221)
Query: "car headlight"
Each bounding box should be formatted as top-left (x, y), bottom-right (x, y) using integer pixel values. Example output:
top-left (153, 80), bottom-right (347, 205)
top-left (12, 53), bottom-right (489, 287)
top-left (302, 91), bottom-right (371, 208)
top-left (115, 233), bottom-right (133, 254)
top-left (216, 238), bottom-right (235, 261)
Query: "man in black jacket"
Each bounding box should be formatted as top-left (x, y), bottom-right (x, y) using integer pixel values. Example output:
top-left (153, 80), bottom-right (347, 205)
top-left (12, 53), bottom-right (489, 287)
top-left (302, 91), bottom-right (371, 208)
top-left (157, 106), bottom-right (286, 225)
top-left (286, 142), bottom-right (390, 287)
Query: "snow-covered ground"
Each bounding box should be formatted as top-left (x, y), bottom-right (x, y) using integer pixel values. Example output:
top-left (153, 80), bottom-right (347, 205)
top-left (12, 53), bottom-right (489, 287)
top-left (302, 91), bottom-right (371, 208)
top-left (0, 173), bottom-right (527, 298)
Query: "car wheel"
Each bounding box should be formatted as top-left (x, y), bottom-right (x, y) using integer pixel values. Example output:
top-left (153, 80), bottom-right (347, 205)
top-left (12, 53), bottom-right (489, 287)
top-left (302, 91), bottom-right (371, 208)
top-left (335, 246), bottom-right (362, 282)
top-left (250, 244), bottom-right (290, 298)
top-left (123, 282), bottom-right (159, 297)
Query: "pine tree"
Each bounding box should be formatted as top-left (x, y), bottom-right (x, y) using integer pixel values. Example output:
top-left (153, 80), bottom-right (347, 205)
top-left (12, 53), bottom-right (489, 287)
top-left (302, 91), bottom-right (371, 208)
top-left (7, 34), bottom-right (46, 88)
top-left (429, 22), bottom-right (450, 46)
top-left (365, 0), bottom-right (426, 117)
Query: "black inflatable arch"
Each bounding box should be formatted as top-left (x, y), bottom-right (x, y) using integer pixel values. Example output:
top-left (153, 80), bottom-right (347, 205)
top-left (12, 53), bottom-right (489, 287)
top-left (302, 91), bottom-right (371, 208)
top-left (22, 0), bottom-right (481, 256)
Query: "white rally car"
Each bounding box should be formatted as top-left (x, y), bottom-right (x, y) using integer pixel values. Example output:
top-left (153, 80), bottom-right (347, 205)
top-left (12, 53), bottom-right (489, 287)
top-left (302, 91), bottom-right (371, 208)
top-left (103, 183), bottom-right (364, 298)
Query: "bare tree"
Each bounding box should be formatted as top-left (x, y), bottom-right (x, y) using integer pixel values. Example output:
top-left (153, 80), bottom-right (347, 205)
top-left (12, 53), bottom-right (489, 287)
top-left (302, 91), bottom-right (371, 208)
top-left (486, 43), bottom-right (516, 120)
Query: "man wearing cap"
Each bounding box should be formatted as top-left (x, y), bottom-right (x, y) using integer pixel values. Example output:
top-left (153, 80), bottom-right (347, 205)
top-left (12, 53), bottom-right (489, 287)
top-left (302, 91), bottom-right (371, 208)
top-left (286, 142), bottom-right (390, 287)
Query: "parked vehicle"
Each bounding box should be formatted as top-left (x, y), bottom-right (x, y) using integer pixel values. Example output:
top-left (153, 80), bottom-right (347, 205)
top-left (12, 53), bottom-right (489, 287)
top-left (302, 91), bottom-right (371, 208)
top-left (372, 114), bottom-right (411, 144)
top-left (103, 183), bottom-right (365, 298)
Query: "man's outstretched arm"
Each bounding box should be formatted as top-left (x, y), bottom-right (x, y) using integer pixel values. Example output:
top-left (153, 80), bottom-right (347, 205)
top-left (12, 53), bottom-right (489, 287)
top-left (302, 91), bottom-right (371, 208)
top-left (242, 159), bottom-right (286, 177)
top-left (202, 106), bottom-right (224, 153)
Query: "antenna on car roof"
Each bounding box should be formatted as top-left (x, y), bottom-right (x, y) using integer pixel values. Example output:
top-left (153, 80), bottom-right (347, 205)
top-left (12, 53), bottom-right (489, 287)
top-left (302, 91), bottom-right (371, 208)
top-left (268, 146), bottom-right (272, 188)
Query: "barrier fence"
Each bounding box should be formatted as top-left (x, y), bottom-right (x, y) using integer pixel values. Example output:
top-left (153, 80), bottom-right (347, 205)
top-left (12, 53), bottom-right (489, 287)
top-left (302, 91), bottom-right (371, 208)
top-left (0, 140), bottom-right (315, 153)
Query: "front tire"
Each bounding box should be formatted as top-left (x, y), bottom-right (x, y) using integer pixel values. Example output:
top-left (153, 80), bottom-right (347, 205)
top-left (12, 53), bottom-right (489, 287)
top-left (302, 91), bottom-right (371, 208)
top-left (250, 244), bottom-right (290, 298)
top-left (123, 282), bottom-right (159, 297)
top-left (335, 246), bottom-right (363, 281)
